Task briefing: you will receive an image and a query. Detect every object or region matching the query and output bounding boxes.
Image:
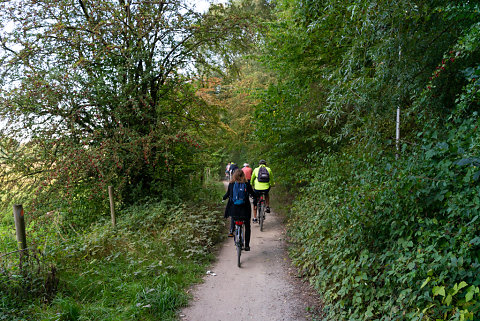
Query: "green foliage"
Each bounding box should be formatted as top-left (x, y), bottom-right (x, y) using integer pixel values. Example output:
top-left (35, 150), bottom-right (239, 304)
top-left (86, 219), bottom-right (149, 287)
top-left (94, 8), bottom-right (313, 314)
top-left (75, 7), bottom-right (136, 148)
top-left (1, 0), bottom-right (479, 319)
top-left (0, 183), bottom-right (225, 320)
top-left (245, 0), bottom-right (480, 319)
top-left (255, 0), bottom-right (480, 162)
top-left (418, 277), bottom-right (480, 320)
top-left (288, 110), bottom-right (480, 318)
top-left (253, 80), bottom-right (325, 186)
top-left (133, 276), bottom-right (189, 320)
top-left (284, 62), bottom-right (480, 318)
top-left (0, 249), bottom-right (58, 320)
top-left (0, 0), bottom-right (257, 223)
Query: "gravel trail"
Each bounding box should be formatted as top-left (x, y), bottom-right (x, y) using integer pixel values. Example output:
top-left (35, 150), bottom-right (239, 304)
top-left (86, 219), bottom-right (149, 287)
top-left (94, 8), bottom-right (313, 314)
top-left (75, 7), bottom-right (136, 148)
top-left (179, 184), bottom-right (316, 321)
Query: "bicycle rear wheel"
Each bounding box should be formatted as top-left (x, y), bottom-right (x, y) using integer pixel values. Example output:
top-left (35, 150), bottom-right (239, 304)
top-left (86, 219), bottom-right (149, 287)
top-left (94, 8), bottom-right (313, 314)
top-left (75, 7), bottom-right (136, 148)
top-left (258, 203), bottom-right (264, 231)
top-left (235, 225), bottom-right (242, 267)
top-left (237, 243), bottom-right (241, 267)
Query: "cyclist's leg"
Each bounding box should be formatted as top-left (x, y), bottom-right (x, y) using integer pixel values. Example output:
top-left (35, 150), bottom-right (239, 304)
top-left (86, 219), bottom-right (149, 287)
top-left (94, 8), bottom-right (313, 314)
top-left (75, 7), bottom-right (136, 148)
top-left (264, 188), bottom-right (271, 211)
top-left (244, 219), bottom-right (251, 250)
top-left (252, 190), bottom-right (258, 221)
top-left (229, 217), bottom-right (234, 236)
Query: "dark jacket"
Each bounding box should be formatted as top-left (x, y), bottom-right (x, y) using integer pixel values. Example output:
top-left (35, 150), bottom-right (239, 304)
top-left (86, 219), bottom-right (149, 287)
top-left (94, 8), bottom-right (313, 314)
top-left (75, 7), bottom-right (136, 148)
top-left (229, 163), bottom-right (239, 173)
top-left (223, 182), bottom-right (256, 219)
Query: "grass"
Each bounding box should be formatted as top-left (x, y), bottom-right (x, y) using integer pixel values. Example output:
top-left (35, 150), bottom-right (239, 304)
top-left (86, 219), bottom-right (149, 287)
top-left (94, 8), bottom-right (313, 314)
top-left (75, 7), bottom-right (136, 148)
top-left (0, 181), bottom-right (226, 321)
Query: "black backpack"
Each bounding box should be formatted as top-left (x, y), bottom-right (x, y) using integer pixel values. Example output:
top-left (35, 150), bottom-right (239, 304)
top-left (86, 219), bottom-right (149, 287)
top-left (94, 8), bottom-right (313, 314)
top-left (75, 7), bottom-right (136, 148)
top-left (257, 166), bottom-right (270, 183)
top-left (232, 182), bottom-right (246, 205)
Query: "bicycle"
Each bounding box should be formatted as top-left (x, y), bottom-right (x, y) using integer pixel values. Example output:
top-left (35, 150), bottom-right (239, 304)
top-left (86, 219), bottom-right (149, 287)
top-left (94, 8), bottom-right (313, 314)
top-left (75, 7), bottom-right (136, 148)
top-left (257, 192), bottom-right (266, 232)
top-left (233, 218), bottom-right (246, 267)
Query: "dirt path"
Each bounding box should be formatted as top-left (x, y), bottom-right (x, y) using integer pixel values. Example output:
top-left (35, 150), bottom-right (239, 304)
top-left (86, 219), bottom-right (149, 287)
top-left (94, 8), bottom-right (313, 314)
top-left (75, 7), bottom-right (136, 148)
top-left (179, 184), bottom-right (317, 321)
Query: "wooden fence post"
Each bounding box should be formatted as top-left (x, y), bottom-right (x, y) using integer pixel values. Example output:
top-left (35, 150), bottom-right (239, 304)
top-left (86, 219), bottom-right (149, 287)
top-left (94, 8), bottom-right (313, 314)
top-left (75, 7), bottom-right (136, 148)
top-left (108, 186), bottom-right (116, 227)
top-left (13, 204), bottom-right (27, 250)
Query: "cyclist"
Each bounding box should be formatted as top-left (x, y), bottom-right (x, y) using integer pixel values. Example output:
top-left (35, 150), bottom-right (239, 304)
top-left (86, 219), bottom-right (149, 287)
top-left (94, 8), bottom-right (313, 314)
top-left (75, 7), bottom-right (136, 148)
top-left (229, 162), bottom-right (239, 177)
top-left (251, 159), bottom-right (274, 223)
top-left (225, 162), bottom-right (231, 180)
top-left (242, 163), bottom-right (252, 183)
top-left (222, 170), bottom-right (256, 251)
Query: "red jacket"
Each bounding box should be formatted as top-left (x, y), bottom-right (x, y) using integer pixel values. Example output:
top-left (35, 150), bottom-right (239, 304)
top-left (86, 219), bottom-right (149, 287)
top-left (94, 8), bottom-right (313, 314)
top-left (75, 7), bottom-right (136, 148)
top-left (242, 166), bottom-right (253, 180)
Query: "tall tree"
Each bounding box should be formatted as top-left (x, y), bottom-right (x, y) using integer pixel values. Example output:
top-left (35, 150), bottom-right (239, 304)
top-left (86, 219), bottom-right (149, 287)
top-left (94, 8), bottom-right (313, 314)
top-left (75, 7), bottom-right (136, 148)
top-left (254, 0), bottom-right (479, 179)
top-left (0, 0), bottom-right (255, 220)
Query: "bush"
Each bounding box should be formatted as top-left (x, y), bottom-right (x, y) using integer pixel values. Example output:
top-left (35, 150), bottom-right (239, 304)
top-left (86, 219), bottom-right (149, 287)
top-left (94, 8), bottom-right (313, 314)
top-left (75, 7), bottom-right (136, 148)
top-left (288, 112), bottom-right (480, 320)
top-left (0, 249), bottom-right (58, 319)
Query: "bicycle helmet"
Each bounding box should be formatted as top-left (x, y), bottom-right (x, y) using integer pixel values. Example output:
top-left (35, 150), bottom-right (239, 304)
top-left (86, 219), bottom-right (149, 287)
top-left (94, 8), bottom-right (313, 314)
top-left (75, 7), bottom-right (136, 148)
top-left (259, 159), bottom-right (267, 165)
